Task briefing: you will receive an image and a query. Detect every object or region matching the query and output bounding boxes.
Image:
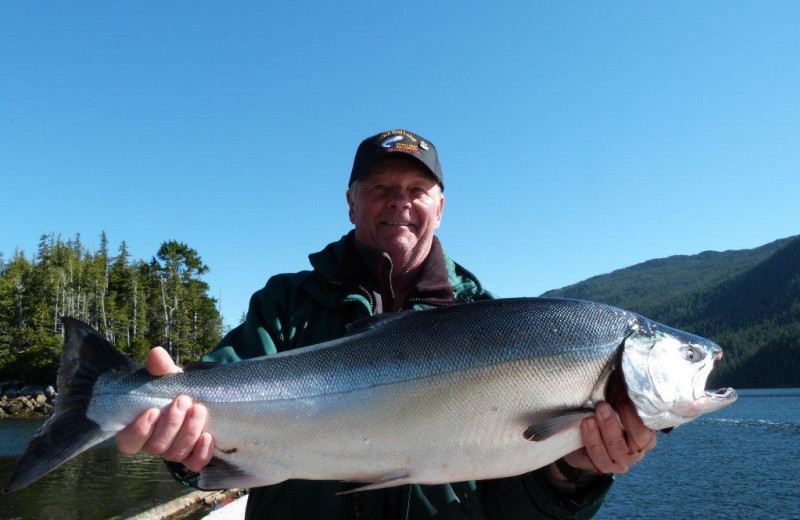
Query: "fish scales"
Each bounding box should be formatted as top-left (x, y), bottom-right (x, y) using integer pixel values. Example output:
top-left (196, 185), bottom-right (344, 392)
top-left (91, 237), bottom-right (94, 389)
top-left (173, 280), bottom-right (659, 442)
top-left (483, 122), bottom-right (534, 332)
top-left (3, 297), bottom-right (737, 495)
top-left (114, 298), bottom-right (634, 403)
top-left (90, 299), bottom-right (636, 485)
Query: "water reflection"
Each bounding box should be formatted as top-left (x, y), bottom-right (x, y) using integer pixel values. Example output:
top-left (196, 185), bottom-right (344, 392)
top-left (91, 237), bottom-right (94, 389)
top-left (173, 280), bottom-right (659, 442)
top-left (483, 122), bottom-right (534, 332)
top-left (1, 420), bottom-right (191, 520)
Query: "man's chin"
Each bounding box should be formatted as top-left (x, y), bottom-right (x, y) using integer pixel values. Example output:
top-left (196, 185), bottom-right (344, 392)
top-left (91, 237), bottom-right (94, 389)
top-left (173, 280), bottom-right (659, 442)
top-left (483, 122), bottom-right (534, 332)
top-left (377, 236), bottom-right (419, 258)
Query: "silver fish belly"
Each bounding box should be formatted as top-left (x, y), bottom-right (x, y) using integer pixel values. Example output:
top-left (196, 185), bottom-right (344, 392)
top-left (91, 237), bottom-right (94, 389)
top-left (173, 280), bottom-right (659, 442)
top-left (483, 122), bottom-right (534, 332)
top-left (3, 297), bottom-right (737, 494)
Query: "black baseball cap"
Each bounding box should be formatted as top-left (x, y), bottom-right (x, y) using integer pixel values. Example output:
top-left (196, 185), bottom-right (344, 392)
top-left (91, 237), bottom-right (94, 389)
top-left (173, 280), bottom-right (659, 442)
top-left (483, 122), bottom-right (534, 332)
top-left (349, 129), bottom-right (443, 191)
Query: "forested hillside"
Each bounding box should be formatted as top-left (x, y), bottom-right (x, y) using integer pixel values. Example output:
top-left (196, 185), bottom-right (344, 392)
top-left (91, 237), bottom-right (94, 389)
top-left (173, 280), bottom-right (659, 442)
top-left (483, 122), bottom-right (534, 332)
top-left (0, 233), bottom-right (223, 385)
top-left (4, 232), bottom-right (797, 389)
top-left (543, 236), bottom-right (800, 388)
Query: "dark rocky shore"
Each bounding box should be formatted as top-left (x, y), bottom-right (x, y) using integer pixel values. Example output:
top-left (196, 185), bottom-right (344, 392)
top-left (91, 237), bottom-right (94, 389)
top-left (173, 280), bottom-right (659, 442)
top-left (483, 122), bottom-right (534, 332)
top-left (0, 383), bottom-right (56, 419)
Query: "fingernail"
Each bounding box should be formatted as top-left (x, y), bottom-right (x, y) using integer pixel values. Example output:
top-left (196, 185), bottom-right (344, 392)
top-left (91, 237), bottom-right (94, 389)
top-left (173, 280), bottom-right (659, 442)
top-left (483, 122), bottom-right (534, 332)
top-left (598, 405), bottom-right (612, 420)
top-left (623, 433), bottom-right (635, 456)
top-left (176, 396), bottom-right (190, 412)
top-left (146, 409), bottom-right (159, 424)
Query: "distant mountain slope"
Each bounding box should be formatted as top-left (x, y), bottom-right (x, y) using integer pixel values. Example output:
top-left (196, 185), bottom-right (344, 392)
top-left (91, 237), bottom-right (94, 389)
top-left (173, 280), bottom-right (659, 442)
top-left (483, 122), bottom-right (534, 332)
top-left (542, 235), bottom-right (800, 388)
top-left (542, 236), bottom-right (796, 314)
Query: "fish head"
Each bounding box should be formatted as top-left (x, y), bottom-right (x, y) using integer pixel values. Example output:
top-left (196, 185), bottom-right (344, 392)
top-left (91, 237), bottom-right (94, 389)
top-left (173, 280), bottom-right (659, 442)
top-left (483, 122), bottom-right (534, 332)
top-left (621, 320), bottom-right (737, 431)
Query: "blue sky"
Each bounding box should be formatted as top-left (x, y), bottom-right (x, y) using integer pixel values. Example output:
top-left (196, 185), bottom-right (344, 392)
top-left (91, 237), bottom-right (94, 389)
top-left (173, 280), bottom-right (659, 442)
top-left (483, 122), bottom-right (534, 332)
top-left (2, 2), bottom-right (798, 327)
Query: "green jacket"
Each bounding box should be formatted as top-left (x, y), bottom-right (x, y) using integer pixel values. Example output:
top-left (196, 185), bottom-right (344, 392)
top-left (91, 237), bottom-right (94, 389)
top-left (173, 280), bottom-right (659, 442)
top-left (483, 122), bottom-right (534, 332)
top-left (172, 233), bottom-right (613, 519)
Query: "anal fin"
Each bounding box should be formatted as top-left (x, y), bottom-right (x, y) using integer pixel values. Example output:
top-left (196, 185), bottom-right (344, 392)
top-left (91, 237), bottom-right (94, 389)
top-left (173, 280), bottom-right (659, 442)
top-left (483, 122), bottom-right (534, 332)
top-left (337, 471), bottom-right (412, 494)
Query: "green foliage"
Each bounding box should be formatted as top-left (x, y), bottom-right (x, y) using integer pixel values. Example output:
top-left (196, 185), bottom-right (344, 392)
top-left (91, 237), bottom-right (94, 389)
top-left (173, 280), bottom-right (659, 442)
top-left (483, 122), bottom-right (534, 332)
top-left (544, 235), bottom-right (800, 388)
top-left (1, 327), bottom-right (62, 384)
top-left (0, 233), bottom-right (223, 385)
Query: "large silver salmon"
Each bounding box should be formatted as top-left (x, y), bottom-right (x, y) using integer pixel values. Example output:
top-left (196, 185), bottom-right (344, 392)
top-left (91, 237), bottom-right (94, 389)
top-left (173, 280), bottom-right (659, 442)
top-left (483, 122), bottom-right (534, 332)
top-left (3, 297), bottom-right (737, 494)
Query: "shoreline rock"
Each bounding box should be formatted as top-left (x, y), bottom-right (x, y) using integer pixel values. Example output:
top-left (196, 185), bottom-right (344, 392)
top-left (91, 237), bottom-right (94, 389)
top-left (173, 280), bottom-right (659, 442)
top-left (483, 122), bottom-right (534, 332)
top-left (1, 384), bottom-right (56, 419)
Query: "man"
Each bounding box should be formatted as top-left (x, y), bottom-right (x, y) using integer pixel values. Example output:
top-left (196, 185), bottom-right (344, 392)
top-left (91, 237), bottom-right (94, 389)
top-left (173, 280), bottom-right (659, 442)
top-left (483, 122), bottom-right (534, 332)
top-left (117, 129), bottom-right (656, 519)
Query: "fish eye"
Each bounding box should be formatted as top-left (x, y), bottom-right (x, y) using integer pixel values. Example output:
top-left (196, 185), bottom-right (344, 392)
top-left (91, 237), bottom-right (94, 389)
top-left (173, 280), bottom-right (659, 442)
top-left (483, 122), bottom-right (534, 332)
top-left (682, 345), bottom-right (703, 363)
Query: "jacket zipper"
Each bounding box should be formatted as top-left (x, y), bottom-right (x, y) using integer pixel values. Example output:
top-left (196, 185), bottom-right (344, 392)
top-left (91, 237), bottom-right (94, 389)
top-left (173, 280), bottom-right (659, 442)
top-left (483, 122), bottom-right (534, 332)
top-left (329, 279), bottom-right (375, 312)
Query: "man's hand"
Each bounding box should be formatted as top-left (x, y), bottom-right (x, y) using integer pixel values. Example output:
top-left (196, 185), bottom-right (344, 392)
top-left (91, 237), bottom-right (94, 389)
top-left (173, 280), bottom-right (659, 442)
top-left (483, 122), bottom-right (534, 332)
top-left (556, 400), bottom-right (656, 479)
top-left (115, 347), bottom-right (215, 473)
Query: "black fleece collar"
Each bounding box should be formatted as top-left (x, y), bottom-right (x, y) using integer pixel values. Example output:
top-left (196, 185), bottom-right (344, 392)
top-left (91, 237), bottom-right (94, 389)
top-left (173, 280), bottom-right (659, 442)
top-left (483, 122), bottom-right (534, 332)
top-left (332, 231), bottom-right (455, 312)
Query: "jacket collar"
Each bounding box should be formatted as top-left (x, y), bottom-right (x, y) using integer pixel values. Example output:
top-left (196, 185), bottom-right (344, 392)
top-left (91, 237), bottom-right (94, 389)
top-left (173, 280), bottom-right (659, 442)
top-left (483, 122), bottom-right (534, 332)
top-left (308, 231), bottom-right (456, 311)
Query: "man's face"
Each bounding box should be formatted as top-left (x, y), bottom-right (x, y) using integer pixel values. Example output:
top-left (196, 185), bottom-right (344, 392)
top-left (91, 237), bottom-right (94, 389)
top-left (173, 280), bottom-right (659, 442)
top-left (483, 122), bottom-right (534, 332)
top-left (347, 157), bottom-right (445, 266)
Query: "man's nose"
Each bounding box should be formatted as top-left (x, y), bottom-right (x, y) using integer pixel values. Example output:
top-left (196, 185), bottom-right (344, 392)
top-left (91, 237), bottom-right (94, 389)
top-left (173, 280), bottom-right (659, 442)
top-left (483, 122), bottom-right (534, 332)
top-left (389, 188), bottom-right (411, 207)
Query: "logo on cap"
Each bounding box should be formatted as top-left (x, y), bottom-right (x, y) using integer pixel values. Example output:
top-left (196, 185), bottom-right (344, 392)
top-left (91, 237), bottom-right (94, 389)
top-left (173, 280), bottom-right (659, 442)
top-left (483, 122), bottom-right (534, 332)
top-left (381, 135), bottom-right (405, 148)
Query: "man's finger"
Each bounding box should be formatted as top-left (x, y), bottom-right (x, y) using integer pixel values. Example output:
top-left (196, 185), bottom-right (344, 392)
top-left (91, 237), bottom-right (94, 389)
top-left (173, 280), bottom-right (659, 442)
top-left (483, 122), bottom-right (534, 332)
top-left (580, 417), bottom-right (614, 474)
top-left (161, 404), bottom-right (209, 462)
top-left (618, 400), bottom-right (656, 454)
top-left (183, 432), bottom-right (215, 473)
top-left (142, 395), bottom-right (191, 455)
top-left (147, 347), bottom-right (182, 376)
top-left (117, 408), bottom-right (160, 454)
top-left (593, 402), bottom-right (632, 473)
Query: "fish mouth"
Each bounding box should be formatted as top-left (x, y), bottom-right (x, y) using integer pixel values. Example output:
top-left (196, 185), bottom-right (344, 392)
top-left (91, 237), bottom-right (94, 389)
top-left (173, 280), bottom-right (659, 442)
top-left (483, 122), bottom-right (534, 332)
top-left (694, 387), bottom-right (738, 414)
top-left (705, 387), bottom-right (737, 401)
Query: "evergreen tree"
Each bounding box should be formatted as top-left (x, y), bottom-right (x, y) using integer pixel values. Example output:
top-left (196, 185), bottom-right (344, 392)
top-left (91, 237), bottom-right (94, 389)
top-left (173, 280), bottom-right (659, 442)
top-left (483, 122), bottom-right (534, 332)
top-left (0, 234), bottom-right (222, 384)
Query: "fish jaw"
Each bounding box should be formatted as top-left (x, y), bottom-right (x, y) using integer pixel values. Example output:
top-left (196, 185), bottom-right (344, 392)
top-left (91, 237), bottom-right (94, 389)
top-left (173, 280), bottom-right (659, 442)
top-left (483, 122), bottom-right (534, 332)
top-left (622, 321), bottom-right (737, 431)
top-left (689, 387), bottom-right (738, 416)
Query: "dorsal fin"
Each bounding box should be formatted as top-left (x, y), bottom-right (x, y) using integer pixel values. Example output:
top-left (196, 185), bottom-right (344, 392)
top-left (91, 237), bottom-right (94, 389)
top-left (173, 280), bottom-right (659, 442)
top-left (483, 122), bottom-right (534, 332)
top-left (183, 360), bottom-right (218, 371)
top-left (345, 311), bottom-right (414, 336)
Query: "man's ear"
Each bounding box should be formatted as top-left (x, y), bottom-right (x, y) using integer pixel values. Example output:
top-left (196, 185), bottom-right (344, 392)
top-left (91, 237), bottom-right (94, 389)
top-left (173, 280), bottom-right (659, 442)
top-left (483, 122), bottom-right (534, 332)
top-left (346, 189), bottom-right (356, 224)
top-left (434, 193), bottom-right (445, 229)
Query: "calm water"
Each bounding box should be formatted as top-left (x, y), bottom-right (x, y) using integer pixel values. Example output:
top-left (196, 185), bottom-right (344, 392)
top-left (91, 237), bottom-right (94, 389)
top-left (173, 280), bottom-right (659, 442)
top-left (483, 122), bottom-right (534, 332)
top-left (596, 388), bottom-right (800, 520)
top-left (1, 389), bottom-right (798, 520)
top-left (0, 420), bottom-right (191, 520)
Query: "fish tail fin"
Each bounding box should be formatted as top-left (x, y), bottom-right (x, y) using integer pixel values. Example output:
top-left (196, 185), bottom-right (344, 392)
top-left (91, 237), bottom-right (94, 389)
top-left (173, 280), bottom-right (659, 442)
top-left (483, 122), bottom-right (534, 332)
top-left (2, 317), bottom-right (143, 495)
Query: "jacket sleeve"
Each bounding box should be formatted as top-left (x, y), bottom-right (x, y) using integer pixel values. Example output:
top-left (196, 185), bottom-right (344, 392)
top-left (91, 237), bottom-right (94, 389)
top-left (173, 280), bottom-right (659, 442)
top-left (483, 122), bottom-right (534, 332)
top-left (166, 275), bottom-right (297, 487)
top-left (477, 470), bottom-right (614, 520)
top-left (202, 273), bottom-right (306, 362)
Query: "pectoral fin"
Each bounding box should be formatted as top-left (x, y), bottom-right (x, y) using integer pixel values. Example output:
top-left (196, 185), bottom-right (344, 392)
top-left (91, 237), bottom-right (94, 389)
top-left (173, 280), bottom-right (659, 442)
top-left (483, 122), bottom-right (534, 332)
top-left (523, 409), bottom-right (595, 442)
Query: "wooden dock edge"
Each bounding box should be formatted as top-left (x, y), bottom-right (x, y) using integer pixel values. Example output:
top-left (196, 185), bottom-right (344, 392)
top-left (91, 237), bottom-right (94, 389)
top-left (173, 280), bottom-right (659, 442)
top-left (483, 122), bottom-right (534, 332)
top-left (125, 488), bottom-right (246, 520)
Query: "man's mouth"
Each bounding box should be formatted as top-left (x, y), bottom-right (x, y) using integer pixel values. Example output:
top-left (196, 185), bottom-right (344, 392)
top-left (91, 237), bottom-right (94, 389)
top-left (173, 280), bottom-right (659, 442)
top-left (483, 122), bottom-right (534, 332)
top-left (381, 221), bottom-right (414, 227)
